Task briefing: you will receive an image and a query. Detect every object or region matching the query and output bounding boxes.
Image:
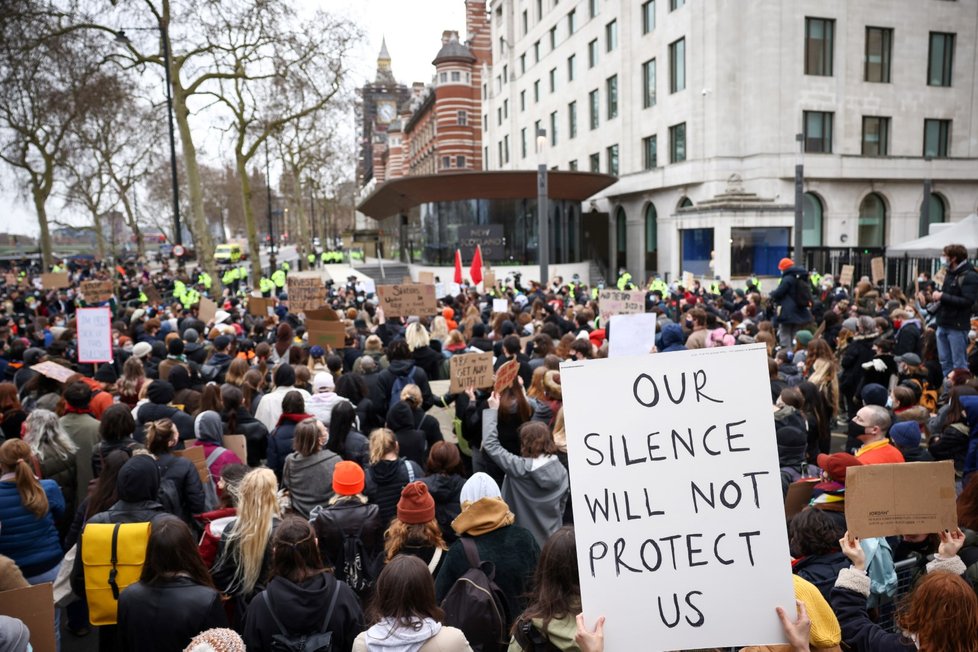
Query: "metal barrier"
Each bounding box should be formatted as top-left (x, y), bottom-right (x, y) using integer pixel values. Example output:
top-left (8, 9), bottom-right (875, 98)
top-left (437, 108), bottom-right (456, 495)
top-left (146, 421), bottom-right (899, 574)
top-left (877, 557), bottom-right (920, 632)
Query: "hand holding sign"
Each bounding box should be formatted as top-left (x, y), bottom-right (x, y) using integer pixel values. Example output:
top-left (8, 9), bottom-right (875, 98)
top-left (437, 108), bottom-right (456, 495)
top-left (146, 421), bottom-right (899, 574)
top-left (839, 533), bottom-right (866, 571)
top-left (938, 527), bottom-right (966, 558)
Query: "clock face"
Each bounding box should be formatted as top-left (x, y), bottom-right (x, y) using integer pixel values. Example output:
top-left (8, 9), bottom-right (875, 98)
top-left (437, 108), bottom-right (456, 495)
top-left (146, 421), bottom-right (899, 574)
top-left (377, 102), bottom-right (395, 123)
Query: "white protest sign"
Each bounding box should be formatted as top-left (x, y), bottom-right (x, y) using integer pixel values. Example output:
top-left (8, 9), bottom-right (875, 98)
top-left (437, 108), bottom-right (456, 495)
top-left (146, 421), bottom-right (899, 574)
top-left (608, 313), bottom-right (658, 357)
top-left (492, 298), bottom-right (509, 314)
top-left (362, 278), bottom-right (376, 294)
top-left (76, 307), bottom-right (113, 363)
top-left (598, 289), bottom-right (645, 322)
top-left (560, 344), bottom-right (793, 651)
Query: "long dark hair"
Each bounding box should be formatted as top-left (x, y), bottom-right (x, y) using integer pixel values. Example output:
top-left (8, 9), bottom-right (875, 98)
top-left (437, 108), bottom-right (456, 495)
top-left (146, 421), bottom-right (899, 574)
top-left (368, 555), bottom-right (443, 627)
top-left (140, 515), bottom-right (215, 588)
top-left (270, 515), bottom-right (326, 583)
top-left (335, 373), bottom-right (368, 404)
top-left (797, 381), bottom-right (831, 455)
top-left (85, 450), bottom-right (131, 519)
top-left (221, 384), bottom-right (244, 435)
top-left (513, 526), bottom-right (579, 636)
top-left (326, 401), bottom-right (358, 458)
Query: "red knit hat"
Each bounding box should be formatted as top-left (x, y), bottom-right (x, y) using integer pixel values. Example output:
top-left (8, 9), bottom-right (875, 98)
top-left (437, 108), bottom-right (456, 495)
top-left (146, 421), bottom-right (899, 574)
top-left (397, 481), bottom-right (436, 524)
top-left (778, 258), bottom-right (795, 272)
top-left (332, 461), bottom-right (365, 495)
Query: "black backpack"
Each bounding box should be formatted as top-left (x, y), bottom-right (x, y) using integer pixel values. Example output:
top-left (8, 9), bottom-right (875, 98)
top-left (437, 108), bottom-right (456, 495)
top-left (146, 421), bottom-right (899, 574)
top-left (260, 581), bottom-right (340, 652)
top-left (441, 538), bottom-right (510, 652)
top-left (794, 272), bottom-right (813, 308)
top-left (512, 618), bottom-right (562, 652)
top-left (340, 520), bottom-right (382, 595)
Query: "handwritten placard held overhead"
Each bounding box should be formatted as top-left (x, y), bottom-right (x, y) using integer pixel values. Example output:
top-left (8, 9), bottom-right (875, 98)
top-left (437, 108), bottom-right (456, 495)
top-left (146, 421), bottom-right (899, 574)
top-left (377, 284), bottom-right (437, 317)
top-left (287, 274), bottom-right (327, 313)
top-left (76, 307), bottom-right (113, 363)
top-left (42, 272), bottom-right (70, 289)
top-left (448, 352), bottom-right (495, 393)
top-left (418, 271), bottom-right (435, 285)
top-left (81, 280), bottom-right (114, 303)
top-left (845, 461), bottom-right (957, 538)
top-left (560, 345), bottom-right (794, 651)
top-left (598, 289), bottom-right (646, 322)
top-left (838, 264), bottom-right (854, 287)
top-left (871, 257), bottom-right (885, 285)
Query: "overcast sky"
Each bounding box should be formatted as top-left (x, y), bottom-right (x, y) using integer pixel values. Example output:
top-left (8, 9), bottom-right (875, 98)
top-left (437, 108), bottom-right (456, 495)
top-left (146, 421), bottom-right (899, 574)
top-left (0, 0), bottom-right (468, 238)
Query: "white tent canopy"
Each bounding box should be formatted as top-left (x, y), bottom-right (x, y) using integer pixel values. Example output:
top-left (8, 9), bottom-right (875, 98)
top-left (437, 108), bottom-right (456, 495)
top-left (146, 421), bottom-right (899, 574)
top-left (885, 213), bottom-right (978, 258)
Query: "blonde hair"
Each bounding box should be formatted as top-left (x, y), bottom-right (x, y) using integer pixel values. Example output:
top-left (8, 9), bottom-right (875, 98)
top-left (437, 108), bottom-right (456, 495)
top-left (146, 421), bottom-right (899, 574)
top-left (0, 439), bottom-right (47, 517)
top-left (118, 356), bottom-right (145, 397)
top-left (368, 428), bottom-right (398, 465)
top-left (364, 335), bottom-right (383, 353)
top-left (399, 384), bottom-right (422, 409)
top-left (430, 316), bottom-right (449, 341)
top-left (405, 322), bottom-right (431, 351)
top-left (384, 519), bottom-right (446, 562)
top-left (221, 468), bottom-right (280, 595)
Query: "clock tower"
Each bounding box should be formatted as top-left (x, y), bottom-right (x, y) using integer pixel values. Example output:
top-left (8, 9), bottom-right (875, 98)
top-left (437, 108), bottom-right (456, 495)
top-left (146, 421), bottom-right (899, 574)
top-left (357, 38), bottom-right (410, 188)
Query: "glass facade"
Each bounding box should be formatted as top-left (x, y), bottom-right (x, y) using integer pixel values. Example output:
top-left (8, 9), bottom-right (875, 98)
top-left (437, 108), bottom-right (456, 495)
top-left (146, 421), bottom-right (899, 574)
top-left (375, 197), bottom-right (585, 266)
top-left (730, 228), bottom-right (790, 277)
top-left (681, 228), bottom-right (713, 276)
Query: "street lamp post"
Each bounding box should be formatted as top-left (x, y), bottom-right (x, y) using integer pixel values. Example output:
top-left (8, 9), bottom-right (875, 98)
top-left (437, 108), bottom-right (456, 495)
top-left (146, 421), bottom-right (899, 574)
top-left (793, 132), bottom-right (805, 266)
top-left (115, 23), bottom-right (182, 268)
top-left (536, 128), bottom-right (549, 286)
top-left (265, 139), bottom-right (276, 274)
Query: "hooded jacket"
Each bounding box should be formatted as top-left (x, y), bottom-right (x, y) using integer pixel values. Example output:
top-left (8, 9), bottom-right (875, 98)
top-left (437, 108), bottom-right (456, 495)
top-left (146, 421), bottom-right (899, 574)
top-left (193, 410), bottom-right (242, 482)
top-left (311, 497), bottom-right (384, 589)
top-left (0, 476), bottom-right (65, 577)
top-left (283, 448), bottom-right (341, 518)
top-left (222, 407), bottom-right (269, 467)
top-left (364, 457), bottom-right (425, 524)
top-left (135, 401), bottom-right (195, 443)
top-left (960, 396), bottom-right (978, 478)
top-left (245, 573), bottom-right (365, 652)
top-left (353, 619), bottom-right (469, 652)
top-left (371, 359), bottom-right (434, 419)
top-left (420, 473), bottom-right (465, 544)
top-left (893, 319), bottom-right (921, 357)
top-left (769, 266), bottom-right (814, 325)
top-left (480, 408), bottom-right (568, 547)
top-left (118, 575), bottom-right (227, 652)
top-left (659, 323), bottom-right (686, 352)
top-left (936, 260), bottom-right (978, 330)
top-left (267, 413), bottom-right (312, 480)
top-left (385, 402), bottom-right (428, 468)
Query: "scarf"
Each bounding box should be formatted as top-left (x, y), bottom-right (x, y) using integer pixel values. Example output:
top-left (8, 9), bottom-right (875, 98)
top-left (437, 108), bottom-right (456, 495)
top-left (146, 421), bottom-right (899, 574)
top-left (63, 405), bottom-right (92, 416)
top-left (167, 354), bottom-right (187, 363)
top-left (363, 617), bottom-right (442, 652)
top-left (276, 412), bottom-right (314, 427)
top-left (451, 496), bottom-right (515, 537)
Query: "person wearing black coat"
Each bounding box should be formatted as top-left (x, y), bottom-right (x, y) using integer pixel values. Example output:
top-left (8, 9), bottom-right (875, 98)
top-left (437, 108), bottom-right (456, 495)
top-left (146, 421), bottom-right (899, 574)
top-left (384, 401), bottom-right (431, 468)
top-left (370, 344), bottom-right (434, 420)
top-left (930, 246), bottom-right (978, 375)
top-left (134, 380), bottom-right (195, 443)
top-left (145, 418), bottom-right (207, 525)
top-left (221, 385), bottom-right (269, 467)
top-left (839, 322), bottom-right (878, 419)
top-left (364, 432), bottom-right (425, 525)
top-left (892, 313), bottom-right (922, 357)
top-left (769, 259), bottom-right (814, 349)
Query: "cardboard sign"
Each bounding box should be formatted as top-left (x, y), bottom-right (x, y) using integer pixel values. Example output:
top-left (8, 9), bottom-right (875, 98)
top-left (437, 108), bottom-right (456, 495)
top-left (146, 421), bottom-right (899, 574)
top-left (173, 445), bottom-right (209, 484)
top-left (492, 299), bottom-right (509, 314)
top-left (81, 280), bottom-right (114, 303)
top-left (448, 352), bottom-right (495, 393)
top-left (560, 345), bottom-right (794, 650)
top-left (483, 270), bottom-right (496, 288)
top-left (494, 359), bottom-right (520, 393)
top-left (418, 271), bottom-right (435, 285)
top-left (248, 297), bottom-right (275, 317)
top-left (3, 273), bottom-right (16, 286)
top-left (144, 284), bottom-right (162, 305)
top-left (198, 296), bottom-right (218, 324)
top-left (305, 307), bottom-right (340, 321)
top-left (845, 460), bottom-right (957, 538)
top-left (838, 264), bottom-right (854, 287)
top-left (305, 320), bottom-right (347, 348)
top-left (41, 272), bottom-right (69, 289)
top-left (31, 361), bottom-right (76, 383)
top-left (377, 284), bottom-right (437, 317)
top-left (784, 479), bottom-right (818, 519)
top-left (598, 289), bottom-right (646, 322)
top-left (0, 583), bottom-right (56, 652)
top-left (682, 271), bottom-right (695, 289)
top-left (288, 274), bottom-right (327, 313)
top-left (608, 313), bottom-right (658, 357)
top-left (870, 257), bottom-right (885, 285)
top-left (402, 275), bottom-right (414, 284)
top-left (223, 434), bottom-right (247, 465)
top-left (76, 307), bottom-right (113, 363)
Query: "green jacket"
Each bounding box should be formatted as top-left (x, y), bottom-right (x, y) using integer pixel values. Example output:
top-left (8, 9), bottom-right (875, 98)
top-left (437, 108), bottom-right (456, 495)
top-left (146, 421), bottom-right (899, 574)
top-left (508, 615), bottom-right (581, 652)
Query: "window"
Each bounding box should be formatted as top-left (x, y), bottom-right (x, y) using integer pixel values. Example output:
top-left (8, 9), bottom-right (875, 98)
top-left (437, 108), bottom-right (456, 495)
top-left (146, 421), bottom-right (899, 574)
top-left (483, 146), bottom-right (488, 169)
top-left (606, 75), bottom-right (618, 119)
top-left (669, 38), bottom-right (685, 92)
top-left (730, 228), bottom-right (791, 277)
top-left (549, 68), bottom-right (557, 92)
top-left (669, 122), bottom-right (686, 162)
top-left (681, 228), bottom-right (714, 276)
top-left (567, 54), bottom-right (576, 81)
top-left (567, 9), bottom-right (576, 33)
top-left (497, 107), bottom-right (502, 126)
top-left (550, 111), bottom-right (558, 145)
top-left (503, 135), bottom-right (510, 163)
top-left (521, 128), bottom-right (527, 158)
top-left (536, 0), bottom-right (542, 19)
top-left (456, 155), bottom-right (465, 168)
top-left (670, 0), bottom-right (684, 9)
top-left (643, 134), bottom-right (657, 169)
top-left (520, 53), bottom-right (526, 74)
top-left (589, 0), bottom-right (599, 18)
top-left (443, 155), bottom-right (451, 169)
top-left (606, 20), bottom-right (617, 51)
top-left (588, 39), bottom-right (598, 68)
top-left (616, 208), bottom-right (626, 267)
top-left (503, 99), bottom-right (508, 119)
top-left (803, 111), bottom-right (833, 153)
top-left (451, 71), bottom-right (460, 82)
top-left (644, 203), bottom-right (658, 272)
top-left (805, 18), bottom-right (834, 76)
top-left (642, 59), bottom-right (656, 108)
top-left (568, 101), bottom-right (577, 138)
top-left (861, 116), bottom-right (890, 156)
top-left (802, 193), bottom-right (823, 247)
top-left (550, 26), bottom-right (557, 50)
top-left (865, 27), bottom-right (892, 83)
top-left (534, 40), bottom-right (541, 63)
top-left (928, 32), bottom-right (955, 86)
top-left (503, 65), bottom-right (508, 81)
top-left (534, 79), bottom-right (541, 102)
top-left (534, 120), bottom-right (542, 148)
top-left (923, 119), bottom-right (951, 158)
top-left (483, 113), bottom-right (488, 130)
top-left (482, 82), bottom-right (487, 97)
top-left (921, 193), bottom-right (947, 236)
top-left (642, 1), bottom-right (655, 34)
top-left (457, 110), bottom-right (468, 126)
top-left (439, 72), bottom-right (448, 83)
top-left (497, 142), bottom-right (503, 166)
top-left (568, 159), bottom-right (578, 171)
top-left (589, 89), bottom-right (599, 129)
top-left (858, 193), bottom-right (886, 247)
top-left (522, 10), bottom-right (528, 35)
top-left (589, 152), bottom-right (600, 172)
top-left (520, 90), bottom-right (526, 111)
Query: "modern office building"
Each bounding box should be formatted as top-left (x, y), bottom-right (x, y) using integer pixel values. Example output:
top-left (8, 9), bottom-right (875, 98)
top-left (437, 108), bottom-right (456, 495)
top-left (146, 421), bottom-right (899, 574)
top-left (481, 0), bottom-right (978, 281)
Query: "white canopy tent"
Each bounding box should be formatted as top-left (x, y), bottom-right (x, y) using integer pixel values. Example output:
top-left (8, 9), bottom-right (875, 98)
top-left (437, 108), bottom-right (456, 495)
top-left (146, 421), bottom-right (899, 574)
top-left (885, 213), bottom-right (978, 258)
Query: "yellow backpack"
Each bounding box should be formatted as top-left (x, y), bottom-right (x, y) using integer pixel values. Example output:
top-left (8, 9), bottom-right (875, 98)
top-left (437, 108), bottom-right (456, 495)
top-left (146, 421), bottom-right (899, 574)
top-left (81, 522), bottom-right (152, 626)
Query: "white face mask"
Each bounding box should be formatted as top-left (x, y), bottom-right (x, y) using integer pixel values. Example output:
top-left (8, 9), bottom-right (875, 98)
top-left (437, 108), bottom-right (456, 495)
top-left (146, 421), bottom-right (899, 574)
top-left (940, 256), bottom-right (949, 266)
top-left (917, 276), bottom-right (925, 282)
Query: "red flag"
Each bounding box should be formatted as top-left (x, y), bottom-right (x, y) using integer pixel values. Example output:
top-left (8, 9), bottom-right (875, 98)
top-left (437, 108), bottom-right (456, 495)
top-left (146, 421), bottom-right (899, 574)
top-left (469, 245), bottom-right (483, 285)
top-left (453, 249), bottom-right (463, 284)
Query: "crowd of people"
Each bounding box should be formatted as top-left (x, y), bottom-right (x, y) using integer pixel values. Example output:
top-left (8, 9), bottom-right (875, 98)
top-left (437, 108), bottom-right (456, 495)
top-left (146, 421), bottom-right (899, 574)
top-left (0, 242), bottom-right (976, 651)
